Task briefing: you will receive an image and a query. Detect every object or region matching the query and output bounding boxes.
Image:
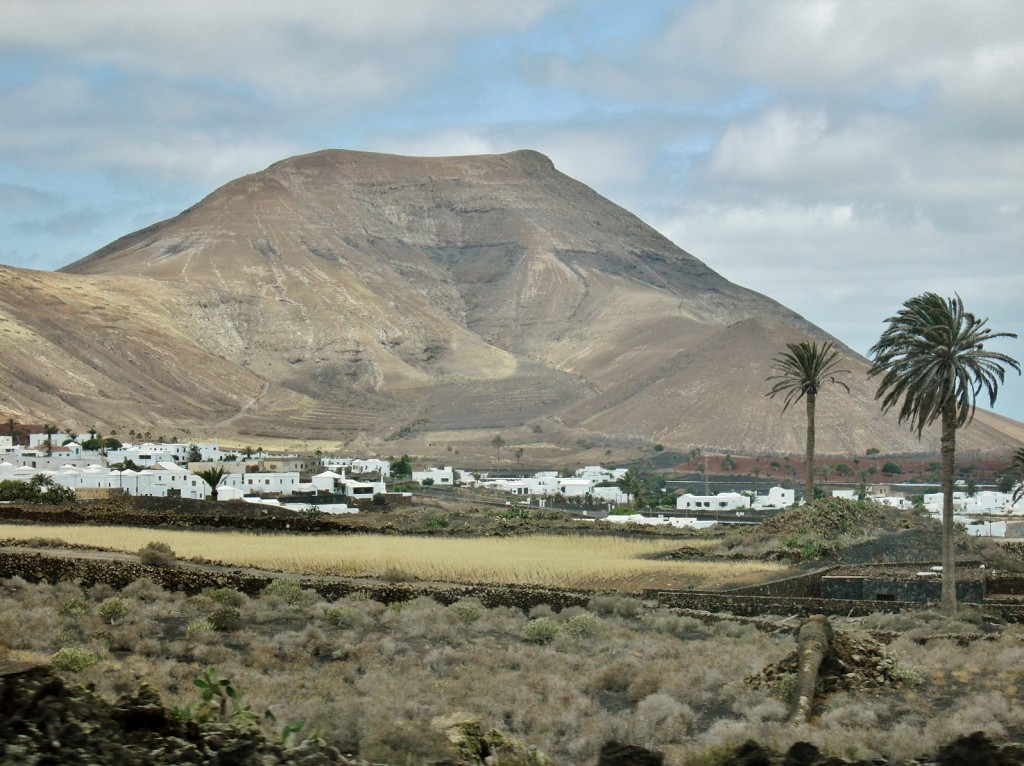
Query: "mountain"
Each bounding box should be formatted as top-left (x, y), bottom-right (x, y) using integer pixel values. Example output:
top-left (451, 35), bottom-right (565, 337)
top-left (0, 149), bottom-right (1019, 460)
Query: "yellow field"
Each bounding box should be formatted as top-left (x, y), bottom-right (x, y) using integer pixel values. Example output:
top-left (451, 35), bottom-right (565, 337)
top-left (0, 524), bottom-right (785, 590)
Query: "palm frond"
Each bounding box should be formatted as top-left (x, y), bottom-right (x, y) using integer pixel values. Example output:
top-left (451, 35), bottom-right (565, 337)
top-left (765, 341), bottom-right (851, 413)
top-left (870, 292), bottom-right (1019, 435)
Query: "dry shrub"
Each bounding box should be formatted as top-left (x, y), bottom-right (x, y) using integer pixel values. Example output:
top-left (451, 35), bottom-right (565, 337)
top-left (587, 594), bottom-right (643, 618)
top-left (51, 646), bottom-right (98, 672)
top-left (138, 541), bottom-right (177, 567)
top-left (448, 599), bottom-right (483, 624)
top-left (632, 693), bottom-right (695, 747)
top-left (261, 579), bottom-right (314, 606)
top-left (358, 720), bottom-right (457, 764)
top-left (121, 577), bottom-right (167, 602)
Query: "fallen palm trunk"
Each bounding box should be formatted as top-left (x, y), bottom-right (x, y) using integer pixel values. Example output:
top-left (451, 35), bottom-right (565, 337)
top-left (789, 614), bottom-right (832, 725)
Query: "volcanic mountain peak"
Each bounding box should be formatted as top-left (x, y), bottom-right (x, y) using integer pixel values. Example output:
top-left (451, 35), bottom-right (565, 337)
top-left (1, 148), bottom-right (1015, 457)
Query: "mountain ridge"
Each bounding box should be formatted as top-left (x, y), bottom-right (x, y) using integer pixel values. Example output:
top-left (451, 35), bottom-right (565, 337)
top-left (0, 148), bottom-right (1012, 460)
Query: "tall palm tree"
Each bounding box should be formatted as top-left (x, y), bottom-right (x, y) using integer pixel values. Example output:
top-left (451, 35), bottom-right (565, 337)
top-left (765, 341), bottom-right (851, 504)
top-left (1010, 447), bottom-right (1024, 505)
top-left (869, 292), bottom-right (1019, 613)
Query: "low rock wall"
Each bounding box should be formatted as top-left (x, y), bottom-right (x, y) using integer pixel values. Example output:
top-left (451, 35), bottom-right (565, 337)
top-left (0, 550), bottom-right (592, 612)
top-left (725, 567), bottom-right (832, 597)
top-left (648, 589), bottom-right (1024, 621)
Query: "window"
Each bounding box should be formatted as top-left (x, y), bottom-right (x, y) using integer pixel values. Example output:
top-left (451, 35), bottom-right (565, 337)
top-left (875, 593), bottom-right (896, 602)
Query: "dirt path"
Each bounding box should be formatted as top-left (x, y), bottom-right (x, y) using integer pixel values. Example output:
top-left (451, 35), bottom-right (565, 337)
top-left (213, 379), bottom-right (270, 428)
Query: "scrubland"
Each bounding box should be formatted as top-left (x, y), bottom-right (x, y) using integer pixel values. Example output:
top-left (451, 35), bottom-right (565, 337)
top-left (2, 574), bottom-right (1024, 764)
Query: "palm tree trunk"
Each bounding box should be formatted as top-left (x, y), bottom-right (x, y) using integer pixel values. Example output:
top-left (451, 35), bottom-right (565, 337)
top-left (940, 401), bottom-right (958, 614)
top-left (789, 614), bottom-right (832, 725)
top-left (805, 393), bottom-right (816, 504)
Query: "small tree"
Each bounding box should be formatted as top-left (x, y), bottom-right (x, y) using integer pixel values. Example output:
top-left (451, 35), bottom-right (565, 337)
top-left (491, 434), bottom-right (506, 462)
top-left (766, 341), bottom-right (851, 504)
top-left (1011, 448), bottom-right (1024, 504)
top-left (43, 423), bottom-right (58, 456)
top-left (187, 443), bottom-right (203, 462)
top-left (196, 467), bottom-right (227, 501)
top-left (391, 455), bottom-right (412, 478)
top-left (616, 469), bottom-right (647, 511)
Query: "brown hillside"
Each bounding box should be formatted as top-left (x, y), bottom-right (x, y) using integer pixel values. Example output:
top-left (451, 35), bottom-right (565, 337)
top-left (0, 149), bottom-right (1015, 458)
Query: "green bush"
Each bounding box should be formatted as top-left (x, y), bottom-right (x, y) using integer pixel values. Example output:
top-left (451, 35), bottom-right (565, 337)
top-left (51, 647), bottom-right (98, 672)
top-left (98, 596), bottom-right (129, 624)
top-left (207, 588), bottom-right (246, 607)
top-left (449, 600), bottom-right (483, 623)
top-left (522, 617), bottom-right (559, 644)
top-left (422, 514), bottom-right (450, 530)
top-left (562, 613), bottom-right (600, 638)
top-left (58, 597), bottom-right (91, 617)
top-left (262, 579), bottom-right (311, 605)
top-left (186, 618), bottom-right (214, 637)
top-left (323, 606), bottom-right (354, 628)
top-left (138, 541), bottom-right (177, 567)
top-left (208, 607), bottom-right (242, 632)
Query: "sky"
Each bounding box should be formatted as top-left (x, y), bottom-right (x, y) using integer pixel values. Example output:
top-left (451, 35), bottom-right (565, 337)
top-left (2, 0), bottom-right (1022, 422)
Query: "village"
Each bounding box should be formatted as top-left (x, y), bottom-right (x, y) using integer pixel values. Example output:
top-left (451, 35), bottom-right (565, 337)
top-left (3, 428), bottom-right (1022, 535)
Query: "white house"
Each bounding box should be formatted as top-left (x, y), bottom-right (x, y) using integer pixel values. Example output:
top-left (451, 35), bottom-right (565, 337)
top-left (221, 471), bottom-right (301, 497)
top-left (592, 486), bottom-right (630, 505)
top-left (750, 486), bottom-right (795, 509)
top-left (575, 466), bottom-right (628, 482)
top-left (28, 432), bottom-right (75, 450)
top-left (923, 489), bottom-right (1020, 515)
top-left (350, 458), bottom-right (390, 476)
top-left (605, 513), bottom-right (718, 530)
top-left (340, 477), bottom-right (386, 499)
top-left (676, 491), bottom-right (748, 512)
top-left (107, 443), bottom-right (189, 466)
top-left (412, 466), bottom-right (455, 485)
top-left (310, 470), bottom-right (347, 493)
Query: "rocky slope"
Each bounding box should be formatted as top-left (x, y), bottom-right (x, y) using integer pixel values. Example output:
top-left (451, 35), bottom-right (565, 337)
top-left (0, 149), bottom-right (1018, 456)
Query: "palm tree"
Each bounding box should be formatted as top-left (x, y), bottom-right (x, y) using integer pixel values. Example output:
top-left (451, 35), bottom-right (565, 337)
top-left (765, 341), bottom-right (851, 504)
top-left (1010, 447), bottom-right (1024, 505)
top-left (869, 292), bottom-right (1019, 614)
top-left (196, 467), bottom-right (228, 502)
top-left (43, 423), bottom-right (58, 456)
top-left (616, 468), bottom-right (647, 511)
top-left (491, 434), bottom-right (506, 463)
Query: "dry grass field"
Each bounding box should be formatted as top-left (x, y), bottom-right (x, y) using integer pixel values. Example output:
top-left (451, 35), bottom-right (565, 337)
top-left (0, 524), bottom-right (779, 591)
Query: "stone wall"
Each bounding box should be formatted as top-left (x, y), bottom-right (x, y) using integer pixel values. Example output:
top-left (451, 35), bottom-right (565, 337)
top-left (648, 589), bottom-right (1024, 621)
top-left (821, 575), bottom-right (985, 603)
top-left (0, 551), bottom-right (592, 612)
top-left (725, 568), bottom-right (832, 598)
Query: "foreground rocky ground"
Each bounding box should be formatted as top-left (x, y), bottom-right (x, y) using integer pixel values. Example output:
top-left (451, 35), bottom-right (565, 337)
top-left (4, 661), bottom-right (1023, 766)
top-left (3, 496), bottom-right (1024, 764)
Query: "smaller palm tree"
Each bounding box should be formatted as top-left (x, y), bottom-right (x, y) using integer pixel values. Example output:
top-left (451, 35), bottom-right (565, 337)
top-left (616, 469), bottom-right (647, 511)
top-left (1011, 448), bottom-right (1024, 505)
top-left (196, 467), bottom-right (227, 502)
top-left (491, 434), bottom-right (506, 463)
top-left (766, 341), bottom-right (850, 503)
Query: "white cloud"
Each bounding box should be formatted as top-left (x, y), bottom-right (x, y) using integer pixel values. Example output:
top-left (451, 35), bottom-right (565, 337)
top-left (0, 0), bottom-right (557, 103)
top-left (0, 0), bottom-right (1021, 419)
